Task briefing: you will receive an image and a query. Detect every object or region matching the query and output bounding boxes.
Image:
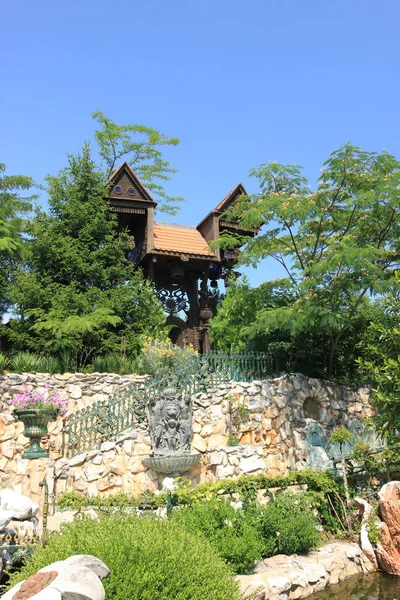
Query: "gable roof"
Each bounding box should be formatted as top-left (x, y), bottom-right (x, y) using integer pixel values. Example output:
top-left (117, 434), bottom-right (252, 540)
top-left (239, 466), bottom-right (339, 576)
top-left (213, 183), bottom-right (248, 213)
top-left (151, 222), bottom-right (215, 258)
top-left (107, 162), bottom-right (156, 204)
top-left (197, 183), bottom-right (249, 229)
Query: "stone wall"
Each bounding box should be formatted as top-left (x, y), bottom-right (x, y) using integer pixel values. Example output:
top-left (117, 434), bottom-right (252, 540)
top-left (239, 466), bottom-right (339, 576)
top-left (0, 372), bottom-right (373, 506)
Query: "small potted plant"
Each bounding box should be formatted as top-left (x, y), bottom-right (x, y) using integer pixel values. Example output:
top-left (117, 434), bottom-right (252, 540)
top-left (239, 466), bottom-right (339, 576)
top-left (9, 387), bottom-right (68, 459)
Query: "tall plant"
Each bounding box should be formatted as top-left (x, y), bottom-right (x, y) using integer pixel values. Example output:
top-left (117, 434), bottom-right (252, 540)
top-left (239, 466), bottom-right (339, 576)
top-left (219, 144), bottom-right (400, 376)
top-left (0, 163), bottom-right (34, 322)
top-left (8, 145), bottom-right (164, 367)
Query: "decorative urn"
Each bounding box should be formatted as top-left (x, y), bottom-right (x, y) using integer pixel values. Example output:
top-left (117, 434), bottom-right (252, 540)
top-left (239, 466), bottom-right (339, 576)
top-left (14, 408), bottom-right (59, 459)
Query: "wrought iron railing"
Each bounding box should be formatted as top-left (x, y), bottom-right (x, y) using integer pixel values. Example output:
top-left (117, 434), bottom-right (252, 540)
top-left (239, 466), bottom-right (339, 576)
top-left (62, 351), bottom-right (272, 458)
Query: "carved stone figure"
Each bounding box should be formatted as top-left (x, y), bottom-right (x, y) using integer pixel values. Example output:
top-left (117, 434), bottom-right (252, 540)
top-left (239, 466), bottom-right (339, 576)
top-left (146, 388), bottom-right (193, 456)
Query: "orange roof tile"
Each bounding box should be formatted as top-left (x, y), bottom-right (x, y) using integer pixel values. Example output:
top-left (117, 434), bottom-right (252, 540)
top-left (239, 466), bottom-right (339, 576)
top-left (152, 223), bottom-right (215, 257)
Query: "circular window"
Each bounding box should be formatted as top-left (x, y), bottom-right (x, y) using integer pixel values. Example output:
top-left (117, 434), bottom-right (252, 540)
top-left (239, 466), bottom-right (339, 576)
top-left (127, 187), bottom-right (135, 196)
top-left (303, 397), bottom-right (320, 420)
top-left (114, 185), bottom-right (122, 194)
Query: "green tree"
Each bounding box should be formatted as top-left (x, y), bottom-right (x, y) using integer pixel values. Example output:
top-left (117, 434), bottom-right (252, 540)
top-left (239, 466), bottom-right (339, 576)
top-left (8, 144), bottom-right (164, 367)
top-left (0, 163), bottom-right (34, 321)
top-left (92, 110), bottom-right (183, 215)
top-left (220, 143), bottom-right (400, 376)
top-left (357, 279), bottom-right (400, 444)
top-left (211, 277), bottom-right (380, 378)
top-left (330, 427), bottom-right (353, 510)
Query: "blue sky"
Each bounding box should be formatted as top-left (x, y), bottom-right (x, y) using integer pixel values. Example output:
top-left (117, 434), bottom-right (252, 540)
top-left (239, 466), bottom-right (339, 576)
top-left (1, 0), bottom-right (399, 286)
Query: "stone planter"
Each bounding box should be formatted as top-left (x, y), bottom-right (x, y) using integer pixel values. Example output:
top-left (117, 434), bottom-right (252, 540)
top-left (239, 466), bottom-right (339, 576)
top-left (14, 408), bottom-right (59, 459)
top-left (143, 453), bottom-right (201, 475)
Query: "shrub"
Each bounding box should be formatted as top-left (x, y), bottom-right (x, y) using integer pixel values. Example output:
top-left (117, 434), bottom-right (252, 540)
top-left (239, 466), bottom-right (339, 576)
top-left (36, 355), bottom-right (62, 374)
top-left (89, 354), bottom-right (137, 374)
top-left (136, 338), bottom-right (198, 376)
top-left (172, 498), bottom-right (264, 574)
top-left (0, 352), bottom-right (9, 374)
top-left (8, 515), bottom-right (243, 600)
top-left (10, 352), bottom-right (42, 373)
top-left (251, 493), bottom-right (320, 557)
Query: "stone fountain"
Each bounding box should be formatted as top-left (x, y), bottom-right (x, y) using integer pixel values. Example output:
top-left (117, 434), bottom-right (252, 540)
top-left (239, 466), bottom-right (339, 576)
top-left (142, 388), bottom-right (201, 476)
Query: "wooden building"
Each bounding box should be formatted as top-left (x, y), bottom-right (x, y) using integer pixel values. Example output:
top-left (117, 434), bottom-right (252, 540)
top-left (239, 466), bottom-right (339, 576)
top-left (107, 163), bottom-right (257, 352)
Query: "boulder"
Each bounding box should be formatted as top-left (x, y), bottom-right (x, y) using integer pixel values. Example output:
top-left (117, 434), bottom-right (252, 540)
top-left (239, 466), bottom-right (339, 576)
top-left (375, 481), bottom-right (400, 576)
top-left (0, 489), bottom-right (39, 521)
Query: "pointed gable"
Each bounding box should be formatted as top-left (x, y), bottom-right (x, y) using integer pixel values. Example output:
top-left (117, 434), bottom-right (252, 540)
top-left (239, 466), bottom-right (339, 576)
top-left (196, 183), bottom-right (249, 238)
top-left (107, 162), bottom-right (156, 206)
top-left (213, 183), bottom-right (248, 214)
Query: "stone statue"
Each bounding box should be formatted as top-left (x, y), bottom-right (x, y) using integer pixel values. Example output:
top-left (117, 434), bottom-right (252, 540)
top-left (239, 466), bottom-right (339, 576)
top-left (146, 388), bottom-right (193, 456)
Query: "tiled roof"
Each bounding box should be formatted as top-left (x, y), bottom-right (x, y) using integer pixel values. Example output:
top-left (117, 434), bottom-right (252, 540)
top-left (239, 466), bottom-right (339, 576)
top-left (152, 223), bottom-right (215, 257)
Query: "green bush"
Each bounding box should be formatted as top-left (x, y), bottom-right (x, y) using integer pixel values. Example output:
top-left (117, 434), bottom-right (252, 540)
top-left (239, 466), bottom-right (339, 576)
top-left (36, 355), bottom-right (62, 374)
top-left (10, 352), bottom-right (42, 373)
top-left (89, 354), bottom-right (137, 375)
top-left (136, 338), bottom-right (198, 376)
top-left (251, 493), bottom-right (320, 557)
top-left (57, 470), bottom-right (346, 534)
top-left (0, 352), bottom-right (9, 374)
top-left (173, 498), bottom-right (264, 574)
top-left (8, 515), bottom-right (243, 600)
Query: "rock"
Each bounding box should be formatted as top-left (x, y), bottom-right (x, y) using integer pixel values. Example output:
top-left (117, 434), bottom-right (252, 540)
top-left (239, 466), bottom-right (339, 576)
top-left (2, 442), bottom-right (14, 459)
top-left (100, 441), bottom-right (116, 452)
top-left (192, 434), bottom-right (207, 452)
top-left (0, 510), bottom-right (14, 530)
top-left (84, 466), bottom-right (103, 482)
top-left (375, 480), bottom-right (400, 575)
top-left (0, 489), bottom-right (39, 520)
top-left (292, 558), bottom-right (327, 584)
top-left (200, 424), bottom-right (213, 437)
top-left (354, 499), bottom-right (378, 569)
top-left (209, 451), bottom-right (224, 466)
top-left (266, 575), bottom-right (291, 595)
top-left (69, 453), bottom-right (87, 467)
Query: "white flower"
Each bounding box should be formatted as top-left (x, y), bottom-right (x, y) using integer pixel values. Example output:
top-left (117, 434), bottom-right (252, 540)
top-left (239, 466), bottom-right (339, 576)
top-left (230, 500), bottom-right (243, 511)
top-left (2, 555), bottom-right (109, 600)
top-left (155, 506), bottom-right (168, 521)
top-left (316, 524), bottom-right (324, 532)
top-left (162, 477), bottom-right (178, 494)
top-left (224, 519), bottom-right (233, 527)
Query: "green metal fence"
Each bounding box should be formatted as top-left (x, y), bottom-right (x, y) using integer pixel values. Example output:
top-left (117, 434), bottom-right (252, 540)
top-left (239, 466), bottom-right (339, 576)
top-left (62, 351), bottom-right (273, 458)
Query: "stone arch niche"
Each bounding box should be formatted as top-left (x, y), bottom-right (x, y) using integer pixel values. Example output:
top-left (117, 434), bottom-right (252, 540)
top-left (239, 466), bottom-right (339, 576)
top-left (303, 396), bottom-right (321, 420)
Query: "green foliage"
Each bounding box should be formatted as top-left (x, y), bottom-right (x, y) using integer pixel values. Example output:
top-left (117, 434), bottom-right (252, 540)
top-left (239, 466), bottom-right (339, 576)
top-left (10, 352), bottom-right (42, 373)
top-left (56, 491), bottom-right (88, 511)
top-left (227, 435), bottom-right (240, 446)
top-left (0, 352), bottom-right (9, 373)
top-left (211, 275), bottom-right (381, 381)
top-left (330, 427), bottom-right (354, 447)
top-left (90, 354), bottom-right (137, 374)
top-left (366, 510), bottom-right (380, 545)
top-left (250, 493), bottom-right (320, 557)
top-left (173, 494), bottom-right (319, 573)
top-left (173, 498), bottom-right (264, 574)
top-left (135, 338), bottom-right (198, 376)
top-left (218, 144), bottom-right (400, 377)
top-left (92, 111), bottom-right (183, 215)
top-left (0, 163), bottom-right (34, 322)
top-left (357, 280), bottom-right (400, 443)
top-left (8, 515), bottom-right (243, 600)
top-left (7, 145), bottom-right (165, 367)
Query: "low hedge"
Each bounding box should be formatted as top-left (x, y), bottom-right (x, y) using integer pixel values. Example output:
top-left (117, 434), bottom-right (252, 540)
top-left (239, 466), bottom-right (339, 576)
top-left (8, 515), bottom-right (243, 600)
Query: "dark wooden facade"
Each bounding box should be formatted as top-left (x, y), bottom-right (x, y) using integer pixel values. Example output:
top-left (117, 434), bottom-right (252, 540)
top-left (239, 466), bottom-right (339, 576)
top-left (107, 163), bottom-right (256, 352)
